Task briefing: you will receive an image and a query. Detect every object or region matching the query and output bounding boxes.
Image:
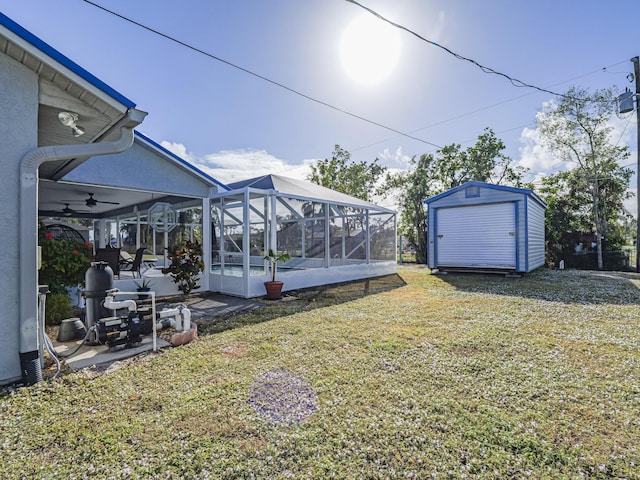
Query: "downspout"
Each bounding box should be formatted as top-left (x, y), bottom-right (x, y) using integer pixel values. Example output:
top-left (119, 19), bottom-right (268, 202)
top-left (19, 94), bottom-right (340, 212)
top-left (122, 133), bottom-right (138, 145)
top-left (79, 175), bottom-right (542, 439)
top-left (19, 108), bottom-right (147, 385)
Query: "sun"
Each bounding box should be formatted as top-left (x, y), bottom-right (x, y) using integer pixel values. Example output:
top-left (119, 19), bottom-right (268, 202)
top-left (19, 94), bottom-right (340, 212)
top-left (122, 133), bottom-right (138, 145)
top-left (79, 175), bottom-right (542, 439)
top-left (339, 13), bottom-right (401, 86)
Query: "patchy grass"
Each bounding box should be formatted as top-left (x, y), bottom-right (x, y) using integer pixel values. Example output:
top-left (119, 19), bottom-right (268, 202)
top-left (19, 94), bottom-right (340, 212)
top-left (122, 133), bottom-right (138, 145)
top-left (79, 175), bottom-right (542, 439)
top-left (1, 266), bottom-right (640, 479)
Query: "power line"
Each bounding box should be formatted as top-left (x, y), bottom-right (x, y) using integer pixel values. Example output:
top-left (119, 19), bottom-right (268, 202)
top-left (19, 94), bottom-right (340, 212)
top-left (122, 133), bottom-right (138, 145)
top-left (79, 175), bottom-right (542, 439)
top-left (80, 0), bottom-right (442, 149)
top-left (345, 0), bottom-right (570, 98)
top-left (350, 60), bottom-right (629, 153)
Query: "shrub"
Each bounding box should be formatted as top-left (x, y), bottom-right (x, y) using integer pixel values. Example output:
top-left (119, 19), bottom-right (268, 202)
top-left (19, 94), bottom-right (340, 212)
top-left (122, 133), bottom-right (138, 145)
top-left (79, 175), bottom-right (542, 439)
top-left (38, 224), bottom-right (93, 294)
top-left (162, 241), bottom-right (205, 295)
top-left (45, 293), bottom-right (73, 326)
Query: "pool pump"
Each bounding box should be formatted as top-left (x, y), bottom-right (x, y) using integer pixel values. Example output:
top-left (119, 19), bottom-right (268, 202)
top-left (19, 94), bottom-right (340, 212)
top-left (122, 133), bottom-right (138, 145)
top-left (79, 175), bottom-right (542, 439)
top-left (94, 309), bottom-right (154, 349)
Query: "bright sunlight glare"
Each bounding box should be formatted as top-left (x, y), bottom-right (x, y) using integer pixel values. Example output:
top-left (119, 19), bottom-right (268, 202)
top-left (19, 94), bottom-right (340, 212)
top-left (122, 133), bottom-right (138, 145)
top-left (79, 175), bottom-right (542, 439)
top-left (339, 13), bottom-right (401, 86)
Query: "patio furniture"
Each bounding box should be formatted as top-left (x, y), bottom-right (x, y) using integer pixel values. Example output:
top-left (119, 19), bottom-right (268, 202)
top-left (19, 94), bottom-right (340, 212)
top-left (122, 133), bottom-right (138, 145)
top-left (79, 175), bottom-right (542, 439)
top-left (95, 247), bottom-right (121, 279)
top-left (119, 250), bottom-right (135, 270)
top-left (129, 247), bottom-right (146, 278)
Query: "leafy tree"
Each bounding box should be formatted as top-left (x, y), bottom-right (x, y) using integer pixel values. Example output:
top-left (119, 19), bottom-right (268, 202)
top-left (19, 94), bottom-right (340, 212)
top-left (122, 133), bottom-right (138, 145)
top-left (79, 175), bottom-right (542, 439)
top-left (385, 153), bottom-right (436, 263)
top-left (536, 87), bottom-right (632, 269)
top-left (308, 145), bottom-right (387, 202)
top-left (432, 128), bottom-right (528, 190)
top-left (385, 128), bottom-right (525, 263)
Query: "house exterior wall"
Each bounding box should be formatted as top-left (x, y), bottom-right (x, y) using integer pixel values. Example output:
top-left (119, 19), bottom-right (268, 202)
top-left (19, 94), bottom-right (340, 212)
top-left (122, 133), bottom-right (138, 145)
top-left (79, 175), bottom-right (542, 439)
top-left (0, 53), bottom-right (38, 383)
top-left (426, 183), bottom-right (545, 273)
top-left (62, 141), bottom-right (214, 198)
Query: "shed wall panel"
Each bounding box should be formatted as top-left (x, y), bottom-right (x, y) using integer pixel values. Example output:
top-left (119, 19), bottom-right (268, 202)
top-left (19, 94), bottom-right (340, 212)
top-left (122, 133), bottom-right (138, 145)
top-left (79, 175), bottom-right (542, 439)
top-left (527, 198), bottom-right (546, 271)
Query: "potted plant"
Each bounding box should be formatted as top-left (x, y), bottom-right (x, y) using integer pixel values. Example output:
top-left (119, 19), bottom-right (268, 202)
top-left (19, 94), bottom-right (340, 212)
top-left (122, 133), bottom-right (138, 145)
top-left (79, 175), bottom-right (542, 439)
top-left (133, 278), bottom-right (154, 300)
top-left (263, 249), bottom-right (291, 300)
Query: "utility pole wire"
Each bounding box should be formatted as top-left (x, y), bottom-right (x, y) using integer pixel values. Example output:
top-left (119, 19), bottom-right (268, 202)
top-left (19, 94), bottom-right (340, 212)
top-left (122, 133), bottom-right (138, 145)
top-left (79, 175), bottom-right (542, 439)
top-left (345, 0), bottom-right (570, 99)
top-left (81, 0), bottom-right (441, 148)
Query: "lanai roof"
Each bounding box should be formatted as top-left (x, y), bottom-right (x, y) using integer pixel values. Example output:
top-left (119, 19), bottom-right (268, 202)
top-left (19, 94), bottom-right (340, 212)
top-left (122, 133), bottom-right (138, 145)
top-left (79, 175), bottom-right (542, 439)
top-left (225, 174), bottom-right (394, 213)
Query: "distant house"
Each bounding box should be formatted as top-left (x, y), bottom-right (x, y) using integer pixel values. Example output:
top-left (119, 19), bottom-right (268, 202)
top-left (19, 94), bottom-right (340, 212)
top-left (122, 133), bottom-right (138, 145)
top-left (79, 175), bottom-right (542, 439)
top-left (424, 181), bottom-right (546, 273)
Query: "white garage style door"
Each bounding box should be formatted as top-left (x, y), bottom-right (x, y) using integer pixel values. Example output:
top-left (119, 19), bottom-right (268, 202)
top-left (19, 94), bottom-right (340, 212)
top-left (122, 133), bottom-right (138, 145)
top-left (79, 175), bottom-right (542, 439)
top-left (436, 202), bottom-right (516, 268)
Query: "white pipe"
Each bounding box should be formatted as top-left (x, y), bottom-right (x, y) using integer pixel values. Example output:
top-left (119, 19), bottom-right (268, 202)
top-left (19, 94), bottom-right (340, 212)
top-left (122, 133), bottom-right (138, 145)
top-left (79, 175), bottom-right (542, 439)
top-left (18, 109), bottom-right (147, 381)
top-left (181, 308), bottom-right (191, 331)
top-left (157, 305), bottom-right (191, 331)
top-left (103, 295), bottom-right (137, 313)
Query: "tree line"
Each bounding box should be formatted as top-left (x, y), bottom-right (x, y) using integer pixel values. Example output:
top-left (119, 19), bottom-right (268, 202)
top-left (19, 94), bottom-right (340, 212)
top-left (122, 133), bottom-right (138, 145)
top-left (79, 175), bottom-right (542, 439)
top-left (309, 87), bottom-right (635, 269)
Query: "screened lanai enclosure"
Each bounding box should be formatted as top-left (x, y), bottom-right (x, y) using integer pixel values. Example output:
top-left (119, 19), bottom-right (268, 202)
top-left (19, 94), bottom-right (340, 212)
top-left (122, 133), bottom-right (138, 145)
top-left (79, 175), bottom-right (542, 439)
top-left (210, 175), bottom-right (397, 298)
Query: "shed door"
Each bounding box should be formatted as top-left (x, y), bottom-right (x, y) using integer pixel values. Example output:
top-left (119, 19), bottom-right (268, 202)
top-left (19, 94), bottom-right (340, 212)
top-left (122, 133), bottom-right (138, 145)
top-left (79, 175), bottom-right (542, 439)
top-left (436, 202), bottom-right (516, 268)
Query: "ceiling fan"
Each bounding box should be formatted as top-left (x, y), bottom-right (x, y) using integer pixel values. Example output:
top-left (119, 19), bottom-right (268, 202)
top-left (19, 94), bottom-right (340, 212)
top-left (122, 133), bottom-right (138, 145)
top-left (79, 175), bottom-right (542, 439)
top-left (60, 203), bottom-right (89, 216)
top-left (84, 192), bottom-right (120, 208)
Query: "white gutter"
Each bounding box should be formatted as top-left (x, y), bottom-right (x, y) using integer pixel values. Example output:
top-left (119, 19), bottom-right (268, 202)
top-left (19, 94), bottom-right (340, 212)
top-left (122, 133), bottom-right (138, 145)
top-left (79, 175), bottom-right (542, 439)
top-left (18, 108), bottom-right (147, 384)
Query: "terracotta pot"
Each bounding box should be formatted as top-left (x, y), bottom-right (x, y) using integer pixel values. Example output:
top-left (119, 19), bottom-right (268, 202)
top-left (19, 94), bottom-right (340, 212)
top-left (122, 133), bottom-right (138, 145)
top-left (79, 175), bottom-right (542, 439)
top-left (264, 281), bottom-right (284, 300)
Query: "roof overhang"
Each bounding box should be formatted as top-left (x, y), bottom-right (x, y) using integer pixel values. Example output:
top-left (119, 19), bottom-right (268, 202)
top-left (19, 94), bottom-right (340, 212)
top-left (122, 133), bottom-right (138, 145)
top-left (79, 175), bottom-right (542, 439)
top-left (0, 12), bottom-right (140, 180)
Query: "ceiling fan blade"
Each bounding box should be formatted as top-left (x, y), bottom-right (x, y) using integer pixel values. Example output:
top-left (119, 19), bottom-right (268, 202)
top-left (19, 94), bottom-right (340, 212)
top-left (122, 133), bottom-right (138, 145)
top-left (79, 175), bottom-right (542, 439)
top-left (85, 192), bottom-right (119, 206)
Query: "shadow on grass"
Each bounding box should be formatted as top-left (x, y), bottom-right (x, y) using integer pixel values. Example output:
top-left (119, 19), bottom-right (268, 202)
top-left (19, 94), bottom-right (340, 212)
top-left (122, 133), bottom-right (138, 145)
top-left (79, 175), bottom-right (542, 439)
top-left (434, 268), bottom-right (640, 306)
top-left (196, 274), bottom-right (407, 335)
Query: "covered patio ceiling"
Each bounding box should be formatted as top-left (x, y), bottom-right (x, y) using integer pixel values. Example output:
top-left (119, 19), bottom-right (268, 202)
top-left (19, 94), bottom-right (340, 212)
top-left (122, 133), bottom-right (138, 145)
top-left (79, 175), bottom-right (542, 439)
top-left (38, 179), bottom-right (201, 220)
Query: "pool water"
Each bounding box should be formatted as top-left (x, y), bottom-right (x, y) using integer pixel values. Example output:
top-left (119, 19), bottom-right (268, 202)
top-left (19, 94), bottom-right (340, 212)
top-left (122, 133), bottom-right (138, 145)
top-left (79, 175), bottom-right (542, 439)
top-left (211, 265), bottom-right (267, 277)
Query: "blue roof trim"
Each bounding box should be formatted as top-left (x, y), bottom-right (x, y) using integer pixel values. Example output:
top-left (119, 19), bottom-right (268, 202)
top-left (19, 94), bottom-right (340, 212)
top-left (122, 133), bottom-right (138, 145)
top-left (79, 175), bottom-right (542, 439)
top-left (134, 131), bottom-right (230, 191)
top-left (423, 181), bottom-right (546, 208)
top-left (0, 12), bottom-right (136, 109)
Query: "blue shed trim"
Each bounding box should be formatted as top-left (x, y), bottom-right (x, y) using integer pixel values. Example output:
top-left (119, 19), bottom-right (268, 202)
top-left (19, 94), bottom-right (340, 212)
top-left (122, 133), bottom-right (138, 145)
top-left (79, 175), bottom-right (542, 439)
top-left (432, 208), bottom-right (438, 267)
top-left (0, 12), bottom-right (136, 108)
top-left (424, 181), bottom-right (546, 208)
top-left (134, 131), bottom-right (230, 191)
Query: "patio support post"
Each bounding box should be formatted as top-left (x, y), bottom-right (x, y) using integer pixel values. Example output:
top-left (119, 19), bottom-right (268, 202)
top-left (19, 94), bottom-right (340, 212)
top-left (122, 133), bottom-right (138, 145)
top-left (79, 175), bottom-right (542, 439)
top-left (366, 210), bottom-right (371, 264)
top-left (136, 209), bottom-right (141, 250)
top-left (324, 202), bottom-right (330, 268)
top-left (269, 194), bottom-right (277, 255)
top-left (201, 196), bottom-right (212, 292)
top-left (96, 220), bottom-right (106, 248)
top-left (18, 108), bottom-right (146, 385)
top-left (243, 189), bottom-right (250, 297)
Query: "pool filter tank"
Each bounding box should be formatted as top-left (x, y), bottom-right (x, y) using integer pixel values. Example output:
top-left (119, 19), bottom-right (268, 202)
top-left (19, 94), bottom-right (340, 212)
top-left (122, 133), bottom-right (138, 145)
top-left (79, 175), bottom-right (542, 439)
top-left (84, 262), bottom-right (114, 329)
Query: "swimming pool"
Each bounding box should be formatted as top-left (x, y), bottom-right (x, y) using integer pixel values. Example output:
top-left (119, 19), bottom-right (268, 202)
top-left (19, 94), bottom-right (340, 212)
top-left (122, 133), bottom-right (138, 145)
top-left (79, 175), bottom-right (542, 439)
top-left (211, 265), bottom-right (266, 277)
top-left (211, 264), bottom-right (303, 277)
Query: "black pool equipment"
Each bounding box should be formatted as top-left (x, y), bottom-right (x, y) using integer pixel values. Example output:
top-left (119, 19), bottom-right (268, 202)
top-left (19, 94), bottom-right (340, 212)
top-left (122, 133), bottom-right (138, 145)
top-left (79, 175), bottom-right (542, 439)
top-left (84, 261), bottom-right (114, 330)
top-left (95, 309), bottom-right (154, 350)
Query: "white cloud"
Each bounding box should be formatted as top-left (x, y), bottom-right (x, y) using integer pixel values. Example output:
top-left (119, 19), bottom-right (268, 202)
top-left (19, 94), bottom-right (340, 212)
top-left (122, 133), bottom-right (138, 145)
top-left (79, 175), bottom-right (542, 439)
top-left (159, 141), bottom-right (316, 186)
top-left (517, 126), bottom-right (563, 176)
top-left (377, 146), bottom-right (412, 170)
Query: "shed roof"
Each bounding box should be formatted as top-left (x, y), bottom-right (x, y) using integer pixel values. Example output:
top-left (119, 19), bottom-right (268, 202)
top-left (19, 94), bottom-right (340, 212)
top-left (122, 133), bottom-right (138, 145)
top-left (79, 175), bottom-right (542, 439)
top-left (226, 174), bottom-right (394, 212)
top-left (423, 181), bottom-right (546, 208)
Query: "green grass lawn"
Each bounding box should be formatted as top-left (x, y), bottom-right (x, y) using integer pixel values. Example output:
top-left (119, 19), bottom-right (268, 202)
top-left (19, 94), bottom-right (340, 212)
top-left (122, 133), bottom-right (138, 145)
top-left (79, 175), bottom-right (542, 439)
top-left (1, 266), bottom-right (639, 479)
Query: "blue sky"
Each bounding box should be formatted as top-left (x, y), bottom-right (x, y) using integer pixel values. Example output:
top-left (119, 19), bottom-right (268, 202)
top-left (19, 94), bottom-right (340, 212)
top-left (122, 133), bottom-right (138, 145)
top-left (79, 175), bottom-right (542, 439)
top-left (4, 0), bottom-right (640, 213)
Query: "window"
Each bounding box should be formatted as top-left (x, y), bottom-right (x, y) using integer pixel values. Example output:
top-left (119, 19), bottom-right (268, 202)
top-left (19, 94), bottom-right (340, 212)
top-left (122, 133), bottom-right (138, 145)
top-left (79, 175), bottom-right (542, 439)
top-left (465, 185), bottom-right (480, 198)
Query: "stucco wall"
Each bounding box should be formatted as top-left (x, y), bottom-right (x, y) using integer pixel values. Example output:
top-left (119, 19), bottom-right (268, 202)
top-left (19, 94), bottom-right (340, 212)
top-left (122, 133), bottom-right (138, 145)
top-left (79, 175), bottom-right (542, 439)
top-left (63, 141), bottom-right (213, 197)
top-left (0, 53), bottom-right (38, 383)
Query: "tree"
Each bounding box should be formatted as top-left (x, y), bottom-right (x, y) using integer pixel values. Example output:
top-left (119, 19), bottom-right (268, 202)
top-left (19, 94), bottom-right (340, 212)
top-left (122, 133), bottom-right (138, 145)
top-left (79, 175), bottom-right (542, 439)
top-left (536, 87), bottom-right (632, 269)
top-left (385, 128), bottom-right (526, 263)
top-left (308, 145), bottom-right (387, 202)
top-left (385, 153), bottom-right (436, 263)
top-left (432, 128), bottom-right (528, 190)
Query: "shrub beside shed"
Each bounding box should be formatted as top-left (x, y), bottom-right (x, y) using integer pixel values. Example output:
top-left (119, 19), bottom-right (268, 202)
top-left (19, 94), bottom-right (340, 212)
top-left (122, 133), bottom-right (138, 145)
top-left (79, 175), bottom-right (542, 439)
top-left (424, 181), bottom-right (546, 273)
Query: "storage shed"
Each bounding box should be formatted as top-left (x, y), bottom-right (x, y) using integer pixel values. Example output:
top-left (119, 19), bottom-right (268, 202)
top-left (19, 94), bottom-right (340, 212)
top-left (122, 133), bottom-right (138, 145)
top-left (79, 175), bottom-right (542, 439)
top-left (424, 181), bottom-right (546, 273)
